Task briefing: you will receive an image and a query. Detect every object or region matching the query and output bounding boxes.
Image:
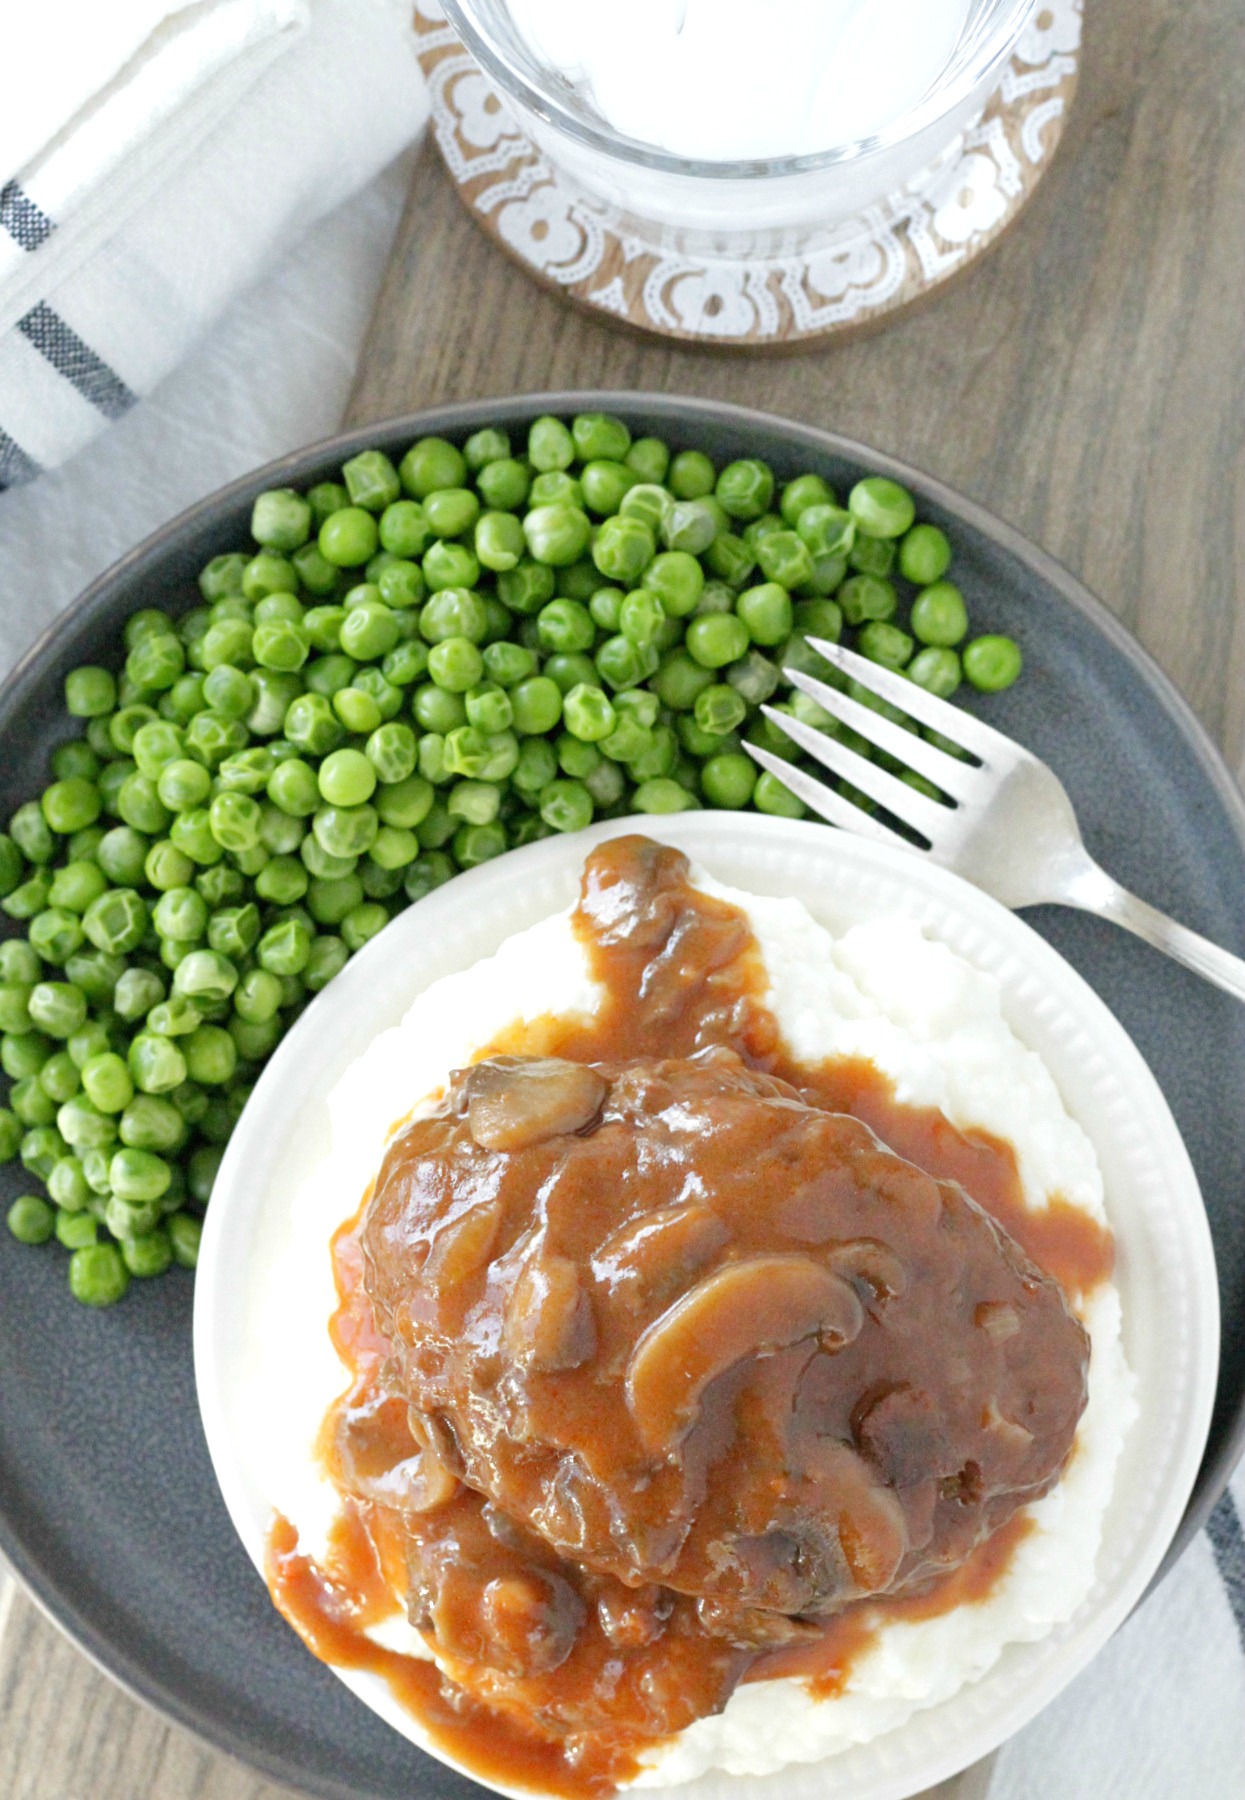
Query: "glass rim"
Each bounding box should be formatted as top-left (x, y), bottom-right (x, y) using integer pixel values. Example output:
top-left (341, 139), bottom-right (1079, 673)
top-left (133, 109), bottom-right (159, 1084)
top-left (439, 0), bottom-right (1039, 179)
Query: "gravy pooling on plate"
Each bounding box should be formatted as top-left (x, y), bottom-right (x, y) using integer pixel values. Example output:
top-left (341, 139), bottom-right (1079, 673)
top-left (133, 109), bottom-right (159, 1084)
top-left (266, 837), bottom-right (1112, 1796)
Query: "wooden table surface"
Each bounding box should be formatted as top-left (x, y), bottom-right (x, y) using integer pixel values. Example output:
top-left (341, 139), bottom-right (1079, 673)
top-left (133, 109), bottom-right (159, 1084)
top-left (2, 0), bottom-right (1242, 1794)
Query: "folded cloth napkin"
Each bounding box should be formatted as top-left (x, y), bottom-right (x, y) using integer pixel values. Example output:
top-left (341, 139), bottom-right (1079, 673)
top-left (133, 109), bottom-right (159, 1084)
top-left (0, 0), bottom-right (426, 489)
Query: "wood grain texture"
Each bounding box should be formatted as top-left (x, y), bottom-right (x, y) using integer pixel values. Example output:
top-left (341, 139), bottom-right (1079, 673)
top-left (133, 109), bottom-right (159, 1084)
top-left (2, 0), bottom-right (1241, 1793)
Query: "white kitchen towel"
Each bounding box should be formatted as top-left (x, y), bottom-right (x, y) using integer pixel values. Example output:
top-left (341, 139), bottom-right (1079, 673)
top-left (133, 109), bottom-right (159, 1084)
top-left (0, 0), bottom-right (426, 489)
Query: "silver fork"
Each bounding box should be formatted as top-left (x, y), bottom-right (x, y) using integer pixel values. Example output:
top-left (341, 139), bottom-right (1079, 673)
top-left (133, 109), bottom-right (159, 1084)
top-left (745, 638), bottom-right (1245, 1003)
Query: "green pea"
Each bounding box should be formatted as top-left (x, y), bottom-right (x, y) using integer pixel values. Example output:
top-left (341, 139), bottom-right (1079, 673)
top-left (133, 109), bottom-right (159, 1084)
top-left (147, 996), bottom-right (202, 1037)
top-left (910, 581), bottom-right (969, 647)
top-left (857, 621), bottom-right (915, 671)
top-left (112, 967), bottom-right (165, 1023)
top-left (539, 780), bottom-right (593, 834)
top-left (29, 906), bottom-right (85, 964)
top-left (687, 613), bottom-right (750, 670)
top-left (849, 476), bottom-right (916, 539)
top-left (849, 535), bottom-right (895, 579)
top-left (428, 637), bottom-right (484, 694)
top-left (257, 919), bottom-right (312, 976)
top-left (592, 634), bottom-right (658, 694)
top-left (7, 1194), bottom-right (55, 1244)
top-left (796, 503), bottom-right (854, 561)
top-left (50, 741), bottom-right (102, 784)
top-left (701, 752), bottom-right (757, 809)
top-left (173, 949), bottom-right (238, 1005)
top-left (579, 459), bottom-right (635, 516)
top-left (908, 646), bottom-right (962, 698)
top-left (592, 516), bottom-right (654, 585)
top-left (476, 457), bottom-right (529, 512)
top-left (251, 487), bottom-right (312, 551)
top-left (422, 541), bottom-right (480, 594)
top-left (82, 1052), bottom-right (135, 1114)
top-left (48, 1156), bottom-right (90, 1212)
top-left (207, 904), bottom-right (260, 961)
top-left (633, 778), bottom-right (700, 814)
top-left (524, 415), bottom-right (572, 473)
top-left (447, 780), bottom-right (502, 827)
top-left (183, 1025), bottom-right (238, 1087)
top-left (343, 449), bottom-right (401, 512)
top-left (129, 1032), bottom-right (188, 1094)
top-left (0, 984), bottom-right (32, 1034)
top-left (780, 473), bottom-right (835, 525)
top-left (715, 459), bottom-right (774, 522)
top-left (651, 649), bottom-right (712, 711)
top-left (243, 553), bottom-right (299, 602)
top-left (195, 863), bottom-right (245, 906)
top-left (963, 635), bottom-right (1022, 692)
top-left (57, 1093), bottom-right (118, 1149)
top-left (698, 531), bottom-right (750, 588)
top-left (667, 449), bottom-right (714, 499)
top-left (838, 575), bottom-right (897, 626)
top-left (36, 1052), bottom-right (81, 1106)
top-left (126, 632), bottom-right (185, 692)
top-left (170, 808), bottom-right (224, 867)
top-left (523, 503), bottom-right (592, 568)
top-left (153, 886), bottom-right (208, 942)
top-left (66, 1021), bottom-right (112, 1069)
top-left (338, 900), bottom-right (386, 957)
top-left (3, 870), bottom-right (53, 921)
top-left (562, 684), bottom-right (616, 744)
top-left (168, 1211), bottom-right (203, 1267)
top-left (28, 982), bottom-right (88, 1038)
top-left (662, 501), bottom-right (718, 556)
top-left (754, 770), bottom-right (806, 817)
top-left (733, 583), bottom-right (791, 649)
top-left (693, 684), bottom-right (747, 737)
top-left (123, 1230), bottom-right (173, 1279)
top-left (65, 666), bottom-right (117, 718)
top-left (319, 506), bottom-right (380, 569)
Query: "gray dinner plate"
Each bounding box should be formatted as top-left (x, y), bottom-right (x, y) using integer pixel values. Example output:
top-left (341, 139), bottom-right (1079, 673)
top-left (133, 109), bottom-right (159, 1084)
top-left (1, 395), bottom-right (1242, 1800)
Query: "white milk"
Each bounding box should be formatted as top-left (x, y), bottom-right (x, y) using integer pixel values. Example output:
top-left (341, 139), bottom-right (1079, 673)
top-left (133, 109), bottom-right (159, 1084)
top-left (506, 0), bottom-right (975, 160)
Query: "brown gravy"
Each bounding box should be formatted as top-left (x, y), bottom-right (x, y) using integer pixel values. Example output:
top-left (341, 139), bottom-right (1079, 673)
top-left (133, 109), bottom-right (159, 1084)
top-left (266, 836), bottom-right (1109, 1796)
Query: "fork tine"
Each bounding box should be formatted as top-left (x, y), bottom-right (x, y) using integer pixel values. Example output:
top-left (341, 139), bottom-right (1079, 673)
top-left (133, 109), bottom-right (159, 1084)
top-left (743, 742), bottom-right (911, 848)
top-left (807, 639), bottom-right (1021, 764)
top-left (783, 666), bottom-right (980, 801)
top-left (759, 705), bottom-right (949, 840)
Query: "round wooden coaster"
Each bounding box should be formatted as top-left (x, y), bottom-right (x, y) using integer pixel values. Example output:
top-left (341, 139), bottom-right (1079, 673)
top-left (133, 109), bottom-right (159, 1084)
top-left (413, 2), bottom-right (1082, 349)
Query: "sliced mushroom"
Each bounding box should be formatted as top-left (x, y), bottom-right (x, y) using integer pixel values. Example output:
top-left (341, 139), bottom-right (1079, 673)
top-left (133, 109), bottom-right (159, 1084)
top-left (463, 1056), bottom-right (607, 1153)
top-left (422, 1196), bottom-right (504, 1290)
top-left (477, 1569), bottom-right (586, 1677)
top-left (503, 1254), bottom-right (597, 1372)
top-left (592, 1202), bottom-right (729, 1308)
top-left (625, 1255), bottom-right (865, 1455)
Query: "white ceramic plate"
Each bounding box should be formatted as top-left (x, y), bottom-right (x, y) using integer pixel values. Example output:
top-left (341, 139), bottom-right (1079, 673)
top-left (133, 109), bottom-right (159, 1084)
top-left (194, 814), bottom-right (1219, 1800)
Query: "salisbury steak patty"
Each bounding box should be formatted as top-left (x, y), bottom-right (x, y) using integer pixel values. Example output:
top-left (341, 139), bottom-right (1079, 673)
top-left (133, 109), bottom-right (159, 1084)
top-left (360, 1048), bottom-right (1089, 1621)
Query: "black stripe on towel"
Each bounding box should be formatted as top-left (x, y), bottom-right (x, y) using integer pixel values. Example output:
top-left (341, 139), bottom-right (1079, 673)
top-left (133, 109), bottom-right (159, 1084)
top-left (17, 301), bottom-right (136, 420)
top-left (1207, 1488), bottom-right (1245, 1655)
top-left (0, 180), bottom-right (54, 251)
top-left (0, 426), bottom-right (41, 491)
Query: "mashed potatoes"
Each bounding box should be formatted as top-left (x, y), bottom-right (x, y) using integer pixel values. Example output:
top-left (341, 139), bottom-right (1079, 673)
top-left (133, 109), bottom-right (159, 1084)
top-left (246, 861), bottom-right (1135, 1787)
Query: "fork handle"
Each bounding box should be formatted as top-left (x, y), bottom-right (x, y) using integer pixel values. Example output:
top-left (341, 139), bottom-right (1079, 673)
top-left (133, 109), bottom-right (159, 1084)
top-left (1062, 860), bottom-right (1245, 1003)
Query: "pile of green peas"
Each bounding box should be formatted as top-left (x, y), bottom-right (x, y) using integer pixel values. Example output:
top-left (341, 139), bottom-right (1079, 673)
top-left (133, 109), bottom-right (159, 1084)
top-left (0, 413), bottom-right (1021, 1305)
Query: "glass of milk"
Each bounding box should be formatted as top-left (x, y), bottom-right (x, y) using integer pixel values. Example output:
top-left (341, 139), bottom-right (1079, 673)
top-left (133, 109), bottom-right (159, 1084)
top-left (441, 0), bottom-right (1039, 252)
